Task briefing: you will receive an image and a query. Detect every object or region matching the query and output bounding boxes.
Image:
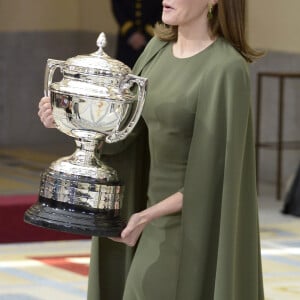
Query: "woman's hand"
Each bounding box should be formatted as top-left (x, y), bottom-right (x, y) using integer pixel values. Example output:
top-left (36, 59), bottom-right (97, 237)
top-left (109, 213), bottom-right (147, 247)
top-left (109, 192), bottom-right (184, 247)
top-left (38, 96), bottom-right (56, 128)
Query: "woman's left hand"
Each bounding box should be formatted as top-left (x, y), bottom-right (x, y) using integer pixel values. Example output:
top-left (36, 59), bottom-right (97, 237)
top-left (109, 213), bottom-right (147, 247)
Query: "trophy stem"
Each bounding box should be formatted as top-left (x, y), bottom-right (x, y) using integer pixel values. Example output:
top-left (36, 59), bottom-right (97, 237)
top-left (71, 137), bottom-right (104, 167)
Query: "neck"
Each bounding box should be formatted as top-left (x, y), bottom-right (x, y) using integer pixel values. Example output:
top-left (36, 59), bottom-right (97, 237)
top-left (173, 18), bottom-right (216, 58)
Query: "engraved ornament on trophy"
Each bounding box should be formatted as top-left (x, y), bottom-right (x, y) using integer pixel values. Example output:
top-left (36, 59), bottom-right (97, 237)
top-left (24, 33), bottom-right (148, 237)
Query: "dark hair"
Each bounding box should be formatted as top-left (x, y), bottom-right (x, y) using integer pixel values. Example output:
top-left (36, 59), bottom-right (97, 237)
top-left (154, 0), bottom-right (263, 63)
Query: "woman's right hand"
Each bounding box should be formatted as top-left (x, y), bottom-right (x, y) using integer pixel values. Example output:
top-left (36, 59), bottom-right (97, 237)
top-left (38, 96), bottom-right (56, 128)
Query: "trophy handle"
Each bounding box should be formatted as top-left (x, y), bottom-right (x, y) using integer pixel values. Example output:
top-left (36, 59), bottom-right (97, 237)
top-left (44, 59), bottom-right (65, 97)
top-left (105, 74), bottom-right (148, 143)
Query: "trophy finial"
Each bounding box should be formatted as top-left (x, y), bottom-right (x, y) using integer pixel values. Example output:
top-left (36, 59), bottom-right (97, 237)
top-left (96, 32), bottom-right (107, 54)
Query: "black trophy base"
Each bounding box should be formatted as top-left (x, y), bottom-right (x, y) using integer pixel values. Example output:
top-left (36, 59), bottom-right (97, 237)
top-left (24, 196), bottom-right (126, 237)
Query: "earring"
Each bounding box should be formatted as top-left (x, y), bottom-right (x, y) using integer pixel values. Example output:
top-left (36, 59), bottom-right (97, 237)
top-left (207, 3), bottom-right (214, 20)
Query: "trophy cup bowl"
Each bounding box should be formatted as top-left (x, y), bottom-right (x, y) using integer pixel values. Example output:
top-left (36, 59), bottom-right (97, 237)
top-left (24, 33), bottom-right (147, 237)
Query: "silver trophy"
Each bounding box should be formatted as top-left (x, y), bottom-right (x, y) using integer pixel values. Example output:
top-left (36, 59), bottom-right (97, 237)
top-left (24, 33), bottom-right (147, 237)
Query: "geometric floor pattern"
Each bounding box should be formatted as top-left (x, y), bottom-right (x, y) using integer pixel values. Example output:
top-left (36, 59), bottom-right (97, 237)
top-left (0, 240), bottom-right (91, 300)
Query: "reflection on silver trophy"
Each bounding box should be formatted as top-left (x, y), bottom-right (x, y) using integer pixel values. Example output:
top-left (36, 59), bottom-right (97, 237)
top-left (24, 33), bottom-right (147, 237)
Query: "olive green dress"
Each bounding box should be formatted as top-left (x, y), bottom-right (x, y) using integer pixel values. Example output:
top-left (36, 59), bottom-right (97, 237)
top-left (88, 37), bottom-right (264, 300)
top-left (124, 37), bottom-right (264, 299)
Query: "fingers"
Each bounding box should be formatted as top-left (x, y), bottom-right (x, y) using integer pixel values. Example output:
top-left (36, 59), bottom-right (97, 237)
top-left (109, 227), bottom-right (143, 247)
top-left (38, 97), bottom-right (55, 128)
top-left (120, 215), bottom-right (137, 239)
top-left (42, 114), bottom-right (55, 128)
top-left (39, 108), bottom-right (55, 128)
top-left (108, 234), bottom-right (137, 247)
top-left (38, 96), bottom-right (51, 109)
top-left (108, 236), bottom-right (136, 247)
top-left (37, 106), bottom-right (51, 119)
top-left (121, 224), bottom-right (132, 239)
top-left (108, 213), bottom-right (146, 247)
top-left (108, 237), bottom-right (123, 243)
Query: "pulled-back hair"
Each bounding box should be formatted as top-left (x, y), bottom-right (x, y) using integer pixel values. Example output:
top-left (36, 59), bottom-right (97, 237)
top-left (154, 0), bottom-right (263, 63)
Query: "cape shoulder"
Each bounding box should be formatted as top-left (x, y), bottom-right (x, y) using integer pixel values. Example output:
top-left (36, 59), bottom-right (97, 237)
top-left (203, 37), bottom-right (250, 80)
top-left (175, 39), bottom-right (262, 300)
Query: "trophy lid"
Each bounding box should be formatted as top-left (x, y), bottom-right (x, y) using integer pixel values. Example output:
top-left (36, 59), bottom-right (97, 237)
top-left (63, 32), bottom-right (131, 76)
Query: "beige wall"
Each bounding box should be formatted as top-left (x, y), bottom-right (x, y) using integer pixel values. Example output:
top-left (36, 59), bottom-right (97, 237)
top-left (0, 0), bottom-right (117, 33)
top-left (0, 0), bottom-right (80, 31)
top-left (248, 0), bottom-right (300, 53)
top-left (79, 0), bottom-right (117, 34)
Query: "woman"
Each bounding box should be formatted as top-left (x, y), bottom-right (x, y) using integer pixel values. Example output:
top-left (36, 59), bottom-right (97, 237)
top-left (39, 0), bottom-right (264, 299)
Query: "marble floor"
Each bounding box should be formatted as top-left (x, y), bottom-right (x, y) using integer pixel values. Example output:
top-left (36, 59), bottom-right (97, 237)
top-left (0, 146), bottom-right (300, 299)
top-left (0, 240), bottom-right (90, 300)
top-left (258, 194), bottom-right (300, 300)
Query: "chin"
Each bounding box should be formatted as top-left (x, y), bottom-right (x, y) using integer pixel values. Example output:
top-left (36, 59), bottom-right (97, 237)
top-left (162, 17), bottom-right (177, 26)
